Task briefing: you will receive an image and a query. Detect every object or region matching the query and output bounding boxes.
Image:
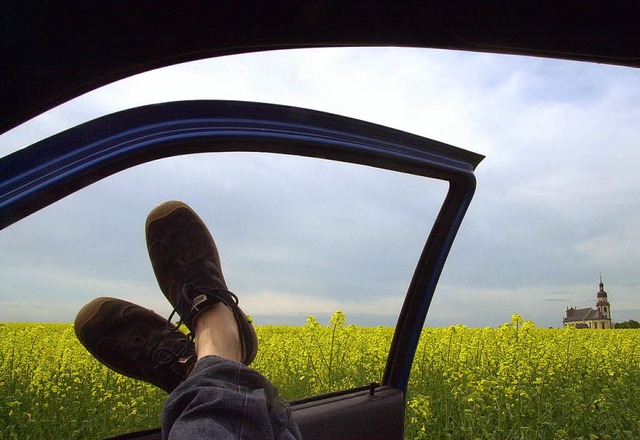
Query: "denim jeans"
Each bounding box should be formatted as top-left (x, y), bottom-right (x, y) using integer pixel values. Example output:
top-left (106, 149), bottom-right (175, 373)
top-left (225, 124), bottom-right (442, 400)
top-left (162, 355), bottom-right (302, 439)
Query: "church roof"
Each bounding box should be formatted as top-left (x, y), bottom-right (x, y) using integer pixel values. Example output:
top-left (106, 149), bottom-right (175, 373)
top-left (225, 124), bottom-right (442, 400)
top-left (564, 307), bottom-right (607, 322)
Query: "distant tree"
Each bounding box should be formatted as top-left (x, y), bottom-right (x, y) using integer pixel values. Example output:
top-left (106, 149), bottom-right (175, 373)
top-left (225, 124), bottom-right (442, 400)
top-left (614, 320), bottom-right (640, 329)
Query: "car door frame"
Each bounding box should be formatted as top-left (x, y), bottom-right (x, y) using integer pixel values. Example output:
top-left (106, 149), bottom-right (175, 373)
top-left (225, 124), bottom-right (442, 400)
top-left (0, 100), bottom-right (482, 439)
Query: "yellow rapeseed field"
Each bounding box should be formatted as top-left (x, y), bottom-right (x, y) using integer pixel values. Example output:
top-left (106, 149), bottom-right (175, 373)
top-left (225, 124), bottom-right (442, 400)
top-left (1, 314), bottom-right (639, 439)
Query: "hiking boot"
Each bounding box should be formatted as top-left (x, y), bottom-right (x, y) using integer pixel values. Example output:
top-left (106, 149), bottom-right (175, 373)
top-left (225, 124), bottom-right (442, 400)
top-left (74, 297), bottom-right (195, 393)
top-left (145, 200), bottom-right (258, 365)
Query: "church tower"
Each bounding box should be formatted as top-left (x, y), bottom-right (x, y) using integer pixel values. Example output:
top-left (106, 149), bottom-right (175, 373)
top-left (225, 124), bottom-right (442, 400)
top-left (596, 276), bottom-right (612, 328)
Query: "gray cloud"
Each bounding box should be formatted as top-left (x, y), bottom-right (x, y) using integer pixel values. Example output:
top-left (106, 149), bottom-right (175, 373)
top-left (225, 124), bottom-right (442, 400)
top-left (1, 48), bottom-right (638, 328)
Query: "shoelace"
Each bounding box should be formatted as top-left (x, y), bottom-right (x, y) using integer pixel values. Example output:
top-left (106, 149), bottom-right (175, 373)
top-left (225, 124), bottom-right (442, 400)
top-left (167, 285), bottom-right (239, 332)
top-left (150, 328), bottom-right (194, 369)
top-left (165, 259), bottom-right (239, 334)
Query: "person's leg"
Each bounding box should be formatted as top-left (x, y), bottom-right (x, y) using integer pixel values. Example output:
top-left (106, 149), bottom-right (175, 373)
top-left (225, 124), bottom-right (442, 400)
top-left (73, 298), bottom-right (300, 438)
top-left (162, 305), bottom-right (300, 439)
top-left (146, 201), bottom-right (301, 440)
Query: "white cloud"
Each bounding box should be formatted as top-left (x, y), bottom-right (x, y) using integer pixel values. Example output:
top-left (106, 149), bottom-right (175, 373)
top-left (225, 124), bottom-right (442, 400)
top-left (240, 290), bottom-right (403, 317)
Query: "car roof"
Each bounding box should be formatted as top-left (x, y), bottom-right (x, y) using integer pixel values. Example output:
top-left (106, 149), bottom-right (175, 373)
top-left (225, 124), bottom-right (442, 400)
top-left (2, 2), bottom-right (639, 134)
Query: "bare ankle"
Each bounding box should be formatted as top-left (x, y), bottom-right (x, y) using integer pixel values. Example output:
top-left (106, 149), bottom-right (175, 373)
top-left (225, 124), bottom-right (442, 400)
top-left (193, 304), bottom-right (242, 362)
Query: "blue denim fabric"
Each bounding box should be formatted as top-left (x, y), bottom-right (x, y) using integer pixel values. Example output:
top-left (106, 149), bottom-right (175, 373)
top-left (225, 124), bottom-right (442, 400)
top-left (162, 355), bottom-right (302, 439)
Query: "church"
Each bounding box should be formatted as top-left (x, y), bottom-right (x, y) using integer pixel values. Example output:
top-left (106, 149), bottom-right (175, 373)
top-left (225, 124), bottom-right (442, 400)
top-left (563, 278), bottom-right (612, 329)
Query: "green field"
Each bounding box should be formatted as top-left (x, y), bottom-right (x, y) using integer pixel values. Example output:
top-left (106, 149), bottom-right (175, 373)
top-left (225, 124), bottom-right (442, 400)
top-left (1, 314), bottom-right (639, 439)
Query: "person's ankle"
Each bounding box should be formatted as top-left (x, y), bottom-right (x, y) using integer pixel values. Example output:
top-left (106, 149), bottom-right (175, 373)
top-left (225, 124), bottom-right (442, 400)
top-left (193, 304), bottom-right (242, 362)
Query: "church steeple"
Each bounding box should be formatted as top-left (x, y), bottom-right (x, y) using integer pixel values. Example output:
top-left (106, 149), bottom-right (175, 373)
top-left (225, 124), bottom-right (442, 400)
top-left (596, 276), bottom-right (611, 322)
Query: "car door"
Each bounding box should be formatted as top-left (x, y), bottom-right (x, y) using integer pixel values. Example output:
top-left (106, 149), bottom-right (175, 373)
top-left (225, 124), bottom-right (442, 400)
top-left (0, 99), bottom-right (482, 439)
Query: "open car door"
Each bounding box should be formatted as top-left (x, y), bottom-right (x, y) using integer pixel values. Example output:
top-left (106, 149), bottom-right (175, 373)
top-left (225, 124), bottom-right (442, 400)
top-left (0, 100), bottom-right (482, 439)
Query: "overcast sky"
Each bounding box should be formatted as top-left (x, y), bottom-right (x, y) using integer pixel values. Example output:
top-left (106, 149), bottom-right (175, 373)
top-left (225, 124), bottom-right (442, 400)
top-left (1, 47), bottom-right (639, 328)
